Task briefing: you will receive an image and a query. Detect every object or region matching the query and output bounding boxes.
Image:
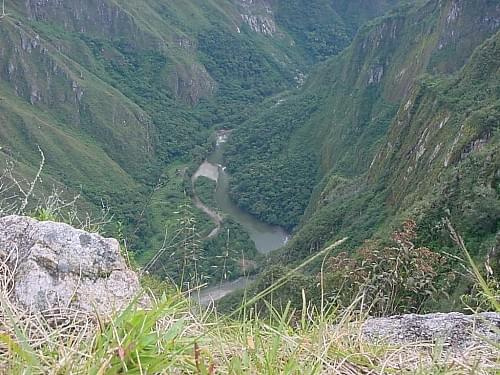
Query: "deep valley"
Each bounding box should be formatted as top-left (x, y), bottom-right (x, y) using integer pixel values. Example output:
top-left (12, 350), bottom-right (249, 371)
top-left (0, 0), bottom-right (498, 314)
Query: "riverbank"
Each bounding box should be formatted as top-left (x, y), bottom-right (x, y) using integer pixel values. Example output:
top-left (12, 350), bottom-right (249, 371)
top-left (191, 162), bottom-right (222, 239)
top-left (191, 131), bottom-right (289, 253)
top-left (191, 130), bottom-right (290, 304)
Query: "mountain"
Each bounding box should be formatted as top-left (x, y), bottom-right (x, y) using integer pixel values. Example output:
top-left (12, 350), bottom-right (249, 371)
top-left (1, 0), bottom-right (497, 310)
top-left (223, 0), bottom-right (499, 309)
top-left (0, 0), bottom-right (403, 280)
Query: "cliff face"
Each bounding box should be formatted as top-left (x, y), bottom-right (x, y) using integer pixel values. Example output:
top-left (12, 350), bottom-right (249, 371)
top-left (0, 0), bottom-right (403, 257)
top-left (225, 0), bottom-right (499, 276)
top-left (4, 0), bottom-right (497, 311)
top-left (18, 0), bottom-right (219, 104)
top-left (0, 17), bottom-right (154, 184)
top-left (236, 0), bottom-right (277, 35)
top-left (311, 0), bottom-right (500, 176)
top-left (0, 0), bottom-right (285, 221)
top-left (23, 0), bottom-right (145, 40)
top-left (366, 32), bottom-right (499, 257)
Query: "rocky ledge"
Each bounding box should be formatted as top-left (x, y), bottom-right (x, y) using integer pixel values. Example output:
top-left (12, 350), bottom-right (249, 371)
top-left (0, 215), bottom-right (140, 315)
top-left (363, 312), bottom-right (500, 349)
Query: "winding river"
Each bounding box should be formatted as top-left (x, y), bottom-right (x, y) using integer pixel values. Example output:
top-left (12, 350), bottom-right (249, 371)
top-left (192, 131), bottom-right (289, 304)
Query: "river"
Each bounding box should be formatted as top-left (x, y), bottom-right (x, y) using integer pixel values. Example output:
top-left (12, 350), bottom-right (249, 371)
top-left (192, 130), bottom-right (289, 304)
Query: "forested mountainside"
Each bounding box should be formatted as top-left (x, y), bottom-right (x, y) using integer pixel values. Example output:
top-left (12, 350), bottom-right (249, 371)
top-left (0, 0), bottom-right (498, 312)
top-left (0, 0), bottom-right (400, 269)
top-left (227, 0), bottom-right (499, 239)
top-left (223, 0), bottom-right (499, 310)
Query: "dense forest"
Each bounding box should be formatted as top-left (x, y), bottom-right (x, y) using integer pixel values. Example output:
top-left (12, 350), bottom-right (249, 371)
top-left (0, 0), bottom-right (401, 286)
top-left (0, 0), bottom-right (498, 311)
top-left (221, 0), bottom-right (499, 312)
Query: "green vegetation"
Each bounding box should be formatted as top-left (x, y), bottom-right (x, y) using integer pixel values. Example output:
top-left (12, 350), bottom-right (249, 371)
top-left (4, 294), bottom-right (494, 374)
top-left (223, 0), bottom-right (499, 312)
top-left (196, 29), bottom-right (293, 126)
top-left (218, 220), bottom-right (462, 315)
top-left (225, 94), bottom-right (320, 230)
top-left (201, 219), bottom-right (261, 283)
top-left (273, 0), bottom-right (351, 62)
top-left (194, 177), bottom-right (218, 213)
top-left (272, 0), bottom-right (402, 63)
top-left (1, 234), bottom-right (497, 374)
top-left (0, 0), bottom-right (498, 325)
top-left (0, 0), bottom-right (402, 283)
top-left (132, 164), bottom-right (259, 287)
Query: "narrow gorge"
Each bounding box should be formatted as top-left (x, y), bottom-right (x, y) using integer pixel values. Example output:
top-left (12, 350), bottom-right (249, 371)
top-left (192, 131), bottom-right (289, 304)
top-left (0, 0), bottom-right (498, 372)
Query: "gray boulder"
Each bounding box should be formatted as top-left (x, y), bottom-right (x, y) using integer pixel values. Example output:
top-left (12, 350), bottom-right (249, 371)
top-left (0, 215), bottom-right (141, 315)
top-left (362, 312), bottom-right (500, 348)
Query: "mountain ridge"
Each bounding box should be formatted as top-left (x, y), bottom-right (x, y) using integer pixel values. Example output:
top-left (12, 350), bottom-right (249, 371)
top-left (0, 0), bottom-right (498, 309)
top-left (0, 0), bottom-right (404, 282)
top-left (220, 0), bottom-right (499, 311)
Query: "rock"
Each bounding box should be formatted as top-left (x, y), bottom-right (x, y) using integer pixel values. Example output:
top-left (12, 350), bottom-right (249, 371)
top-left (362, 312), bottom-right (500, 348)
top-left (0, 215), bottom-right (141, 315)
top-left (169, 63), bottom-right (217, 105)
top-left (237, 0), bottom-right (276, 36)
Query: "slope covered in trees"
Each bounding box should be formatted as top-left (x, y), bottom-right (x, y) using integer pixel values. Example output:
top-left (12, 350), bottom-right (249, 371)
top-left (0, 0), bottom-right (403, 284)
top-left (222, 0), bottom-right (499, 310)
top-left (1, 0), bottom-right (497, 311)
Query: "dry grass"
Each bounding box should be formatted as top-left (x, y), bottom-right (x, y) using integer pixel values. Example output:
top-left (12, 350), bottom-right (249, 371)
top-left (0, 279), bottom-right (498, 374)
top-left (0, 211), bottom-right (497, 373)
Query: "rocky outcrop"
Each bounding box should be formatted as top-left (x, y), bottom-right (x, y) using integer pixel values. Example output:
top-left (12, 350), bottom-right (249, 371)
top-left (0, 215), bottom-right (141, 315)
top-left (362, 312), bottom-right (500, 349)
top-left (240, 14), bottom-right (276, 35)
top-left (25, 0), bottom-right (145, 43)
top-left (237, 0), bottom-right (276, 35)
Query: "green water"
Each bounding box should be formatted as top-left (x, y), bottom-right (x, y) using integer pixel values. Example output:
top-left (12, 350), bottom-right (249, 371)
top-left (194, 134), bottom-right (289, 305)
top-left (207, 139), bottom-right (289, 254)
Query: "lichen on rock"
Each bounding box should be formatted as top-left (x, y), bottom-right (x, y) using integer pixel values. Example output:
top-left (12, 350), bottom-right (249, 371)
top-left (0, 215), bottom-right (141, 316)
top-left (362, 312), bottom-right (500, 349)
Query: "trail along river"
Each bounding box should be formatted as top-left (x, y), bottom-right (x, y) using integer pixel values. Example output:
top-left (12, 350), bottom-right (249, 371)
top-left (191, 131), bottom-right (289, 305)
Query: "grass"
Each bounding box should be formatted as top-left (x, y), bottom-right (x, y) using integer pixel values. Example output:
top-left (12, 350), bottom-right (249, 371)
top-left (1, 290), bottom-right (498, 374)
top-left (1, 234), bottom-right (498, 374)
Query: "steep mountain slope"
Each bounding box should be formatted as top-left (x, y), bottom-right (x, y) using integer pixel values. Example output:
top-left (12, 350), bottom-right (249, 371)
top-left (270, 0), bottom-right (402, 63)
top-left (371, 31), bottom-right (499, 257)
top-left (0, 0), bottom-right (405, 285)
top-left (225, 0), bottom-right (499, 265)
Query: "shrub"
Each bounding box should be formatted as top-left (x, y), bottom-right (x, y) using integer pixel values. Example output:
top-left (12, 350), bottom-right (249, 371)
top-left (323, 220), bottom-right (453, 315)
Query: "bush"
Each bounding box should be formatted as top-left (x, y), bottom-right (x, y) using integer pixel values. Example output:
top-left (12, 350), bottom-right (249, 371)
top-left (323, 220), bottom-right (454, 315)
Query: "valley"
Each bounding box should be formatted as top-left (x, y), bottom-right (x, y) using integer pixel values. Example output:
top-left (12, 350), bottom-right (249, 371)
top-left (0, 1), bottom-right (499, 373)
top-left (191, 130), bottom-right (289, 303)
top-left (0, 0), bottom-right (399, 287)
top-left (193, 131), bottom-right (289, 254)
top-left (0, 0), bottom-right (498, 315)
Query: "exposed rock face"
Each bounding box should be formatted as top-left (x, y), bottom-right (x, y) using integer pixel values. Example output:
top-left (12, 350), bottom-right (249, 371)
top-left (240, 14), bottom-right (276, 35)
top-left (0, 215), bottom-right (140, 315)
top-left (362, 312), bottom-right (500, 348)
top-left (169, 63), bottom-right (217, 105)
top-left (25, 0), bottom-right (143, 42)
top-left (237, 0), bottom-right (276, 35)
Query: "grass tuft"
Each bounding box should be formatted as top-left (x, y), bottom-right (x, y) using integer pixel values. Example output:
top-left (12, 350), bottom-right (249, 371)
top-left (1, 234), bottom-right (498, 374)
